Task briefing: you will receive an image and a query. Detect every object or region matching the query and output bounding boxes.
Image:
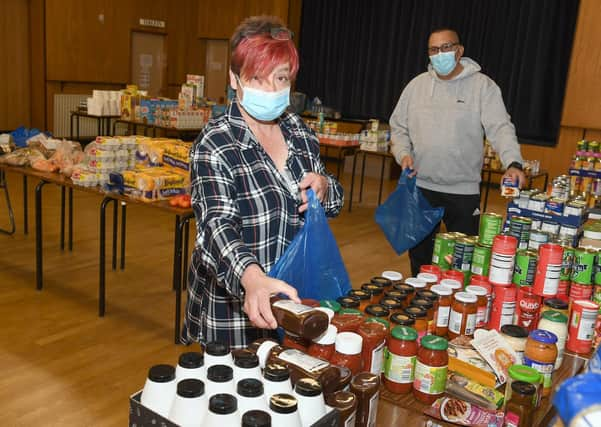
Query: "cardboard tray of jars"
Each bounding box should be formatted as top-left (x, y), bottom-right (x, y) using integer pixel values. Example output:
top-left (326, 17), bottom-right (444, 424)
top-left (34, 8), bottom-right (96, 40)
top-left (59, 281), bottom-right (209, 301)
top-left (129, 390), bottom-right (341, 427)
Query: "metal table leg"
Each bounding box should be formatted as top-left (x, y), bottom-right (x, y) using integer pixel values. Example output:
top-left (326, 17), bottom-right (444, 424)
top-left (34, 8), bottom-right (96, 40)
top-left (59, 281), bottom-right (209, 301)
top-left (23, 175), bottom-right (28, 234)
top-left (99, 197), bottom-right (116, 316)
top-left (0, 170), bottom-right (16, 235)
top-left (359, 152), bottom-right (367, 203)
top-left (35, 180), bottom-right (48, 290)
top-left (120, 201), bottom-right (126, 270)
top-left (60, 186), bottom-right (65, 250)
top-left (348, 150), bottom-right (359, 212)
top-left (112, 200), bottom-right (118, 270)
top-left (174, 213), bottom-right (194, 344)
top-left (182, 220), bottom-right (190, 291)
top-left (68, 188), bottom-right (73, 251)
top-left (377, 155), bottom-right (386, 205)
top-left (172, 215), bottom-right (182, 292)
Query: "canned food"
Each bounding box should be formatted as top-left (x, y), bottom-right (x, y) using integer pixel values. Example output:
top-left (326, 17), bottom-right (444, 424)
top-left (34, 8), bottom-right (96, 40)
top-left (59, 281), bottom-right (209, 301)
top-left (513, 250), bottom-right (537, 287)
top-left (558, 225), bottom-right (578, 239)
top-left (432, 233), bottom-right (455, 270)
top-left (560, 246), bottom-right (575, 281)
top-left (501, 176), bottom-right (520, 198)
top-left (533, 243), bottom-right (563, 297)
top-left (478, 213), bottom-right (504, 247)
top-left (569, 283), bottom-right (593, 302)
top-left (527, 194), bottom-right (548, 213)
top-left (530, 219), bottom-right (542, 231)
top-left (571, 248), bottom-right (596, 285)
top-left (581, 176), bottom-right (593, 194)
top-left (577, 140), bottom-right (588, 152)
top-left (594, 253), bottom-right (601, 286)
top-left (489, 284), bottom-right (517, 331)
top-left (544, 198), bottom-right (565, 216)
top-left (489, 235), bottom-right (518, 286)
top-left (452, 237), bottom-right (476, 271)
top-left (514, 286), bottom-right (542, 331)
top-left (556, 281), bottom-right (570, 302)
top-left (471, 244), bottom-right (492, 276)
top-left (590, 140), bottom-right (599, 153)
top-left (528, 230), bottom-right (549, 251)
top-left (567, 300), bottom-right (599, 354)
top-left (508, 216), bottom-right (532, 250)
top-left (540, 221), bottom-right (560, 236)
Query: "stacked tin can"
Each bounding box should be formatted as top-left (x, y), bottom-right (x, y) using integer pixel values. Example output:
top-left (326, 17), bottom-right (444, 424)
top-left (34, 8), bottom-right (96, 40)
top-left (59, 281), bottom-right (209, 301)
top-left (569, 139), bottom-right (601, 209)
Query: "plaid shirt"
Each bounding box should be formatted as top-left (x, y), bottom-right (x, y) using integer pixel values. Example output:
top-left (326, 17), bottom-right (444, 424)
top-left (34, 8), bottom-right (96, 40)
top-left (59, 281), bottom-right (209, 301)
top-left (184, 100), bottom-right (344, 349)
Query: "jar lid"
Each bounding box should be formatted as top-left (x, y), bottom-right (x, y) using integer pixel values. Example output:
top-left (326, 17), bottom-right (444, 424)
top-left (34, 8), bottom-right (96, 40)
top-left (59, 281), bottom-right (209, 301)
top-left (312, 324), bottom-right (338, 345)
top-left (416, 289), bottom-right (437, 301)
top-left (263, 363), bottom-right (290, 382)
top-left (405, 277), bottom-right (427, 289)
top-left (177, 378), bottom-right (205, 398)
top-left (541, 310), bottom-right (568, 324)
top-left (430, 285), bottom-right (453, 296)
top-left (465, 285), bottom-right (488, 296)
top-left (339, 308), bottom-right (363, 316)
top-left (440, 278), bottom-right (462, 290)
top-left (269, 393), bottom-right (298, 414)
top-left (348, 290), bottom-right (370, 300)
top-left (403, 306), bottom-right (427, 319)
top-left (148, 364), bottom-right (175, 383)
top-left (508, 364), bottom-right (542, 383)
top-left (178, 351), bottom-right (204, 369)
top-left (335, 332), bottom-right (363, 355)
top-left (416, 272), bottom-right (438, 284)
top-left (361, 283), bottom-right (384, 295)
top-left (410, 297), bottom-right (434, 310)
top-left (380, 298), bottom-right (403, 309)
top-left (391, 325), bottom-right (418, 341)
top-left (234, 353), bottom-right (260, 369)
top-left (381, 271), bottom-right (403, 282)
top-left (294, 378), bottom-right (323, 397)
top-left (390, 313), bottom-right (416, 326)
top-left (371, 276), bottom-right (393, 287)
top-left (350, 372), bottom-right (381, 392)
top-left (315, 307), bottom-right (335, 322)
top-left (207, 365), bottom-right (234, 383)
top-left (393, 283), bottom-right (415, 294)
top-left (209, 393), bottom-right (238, 415)
top-left (385, 290), bottom-right (408, 299)
top-left (511, 380), bottom-right (537, 396)
top-left (237, 378), bottom-right (264, 398)
top-left (529, 329), bottom-right (558, 344)
top-left (420, 335), bottom-right (448, 351)
top-left (242, 410), bottom-right (272, 427)
top-left (325, 391), bottom-right (356, 411)
top-left (500, 324), bottom-right (529, 339)
top-left (320, 300), bottom-right (341, 313)
top-left (205, 341), bottom-right (230, 356)
top-left (454, 292), bottom-right (478, 304)
top-left (365, 317), bottom-right (391, 330)
top-left (337, 296), bottom-right (360, 309)
top-left (365, 304), bottom-right (390, 317)
top-left (544, 298), bottom-right (569, 310)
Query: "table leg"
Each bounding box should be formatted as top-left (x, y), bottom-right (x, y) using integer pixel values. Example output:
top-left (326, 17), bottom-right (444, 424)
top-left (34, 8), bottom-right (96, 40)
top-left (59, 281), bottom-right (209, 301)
top-left (60, 186), bottom-right (65, 251)
top-left (120, 202), bottom-right (126, 270)
top-left (35, 180), bottom-right (48, 290)
top-left (23, 175), bottom-right (28, 234)
top-left (68, 188), bottom-right (73, 251)
top-left (359, 152), bottom-right (367, 203)
top-left (97, 117), bottom-right (101, 137)
top-left (112, 120), bottom-right (117, 136)
top-left (378, 155), bottom-right (386, 205)
top-left (76, 116), bottom-right (80, 141)
top-left (70, 113), bottom-right (74, 141)
top-left (112, 200), bottom-right (118, 270)
top-left (174, 213), bottom-right (194, 344)
top-left (99, 197), bottom-right (115, 316)
top-left (348, 150), bottom-right (359, 212)
top-left (182, 220), bottom-right (190, 291)
top-left (543, 173), bottom-right (549, 192)
top-left (173, 215), bottom-right (182, 292)
top-left (0, 170), bottom-right (16, 235)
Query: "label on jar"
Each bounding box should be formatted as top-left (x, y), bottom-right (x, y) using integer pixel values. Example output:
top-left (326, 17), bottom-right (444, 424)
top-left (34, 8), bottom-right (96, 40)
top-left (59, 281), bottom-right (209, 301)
top-left (278, 349), bottom-right (329, 374)
top-left (344, 411), bottom-right (356, 427)
top-left (414, 361), bottom-right (447, 394)
top-left (272, 299), bottom-right (313, 315)
top-left (448, 309), bottom-right (463, 334)
top-left (367, 391), bottom-right (379, 427)
top-left (523, 356), bottom-right (554, 388)
top-left (370, 342), bottom-right (385, 375)
top-left (465, 313), bottom-right (476, 335)
top-left (476, 307), bottom-right (486, 327)
top-left (436, 306), bottom-right (450, 327)
top-left (384, 349), bottom-right (416, 383)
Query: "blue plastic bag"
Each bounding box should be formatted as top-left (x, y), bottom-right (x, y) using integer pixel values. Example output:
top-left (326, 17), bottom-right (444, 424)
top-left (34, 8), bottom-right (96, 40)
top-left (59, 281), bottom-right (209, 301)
top-left (553, 372), bottom-right (601, 425)
top-left (268, 189), bottom-right (351, 301)
top-left (375, 169), bottom-right (444, 255)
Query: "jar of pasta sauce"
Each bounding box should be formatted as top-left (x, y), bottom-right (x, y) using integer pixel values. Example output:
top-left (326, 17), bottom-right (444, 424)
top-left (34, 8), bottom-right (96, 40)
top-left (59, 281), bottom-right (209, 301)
top-left (413, 335), bottom-right (448, 404)
top-left (384, 326), bottom-right (418, 394)
top-left (523, 329), bottom-right (558, 397)
top-left (430, 285), bottom-right (453, 337)
top-left (465, 285), bottom-right (488, 329)
top-left (357, 321), bottom-right (387, 375)
top-left (448, 292), bottom-right (478, 340)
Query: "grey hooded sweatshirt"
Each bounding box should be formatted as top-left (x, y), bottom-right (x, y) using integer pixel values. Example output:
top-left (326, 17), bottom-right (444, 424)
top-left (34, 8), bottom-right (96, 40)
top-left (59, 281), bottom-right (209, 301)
top-left (389, 57), bottom-right (523, 195)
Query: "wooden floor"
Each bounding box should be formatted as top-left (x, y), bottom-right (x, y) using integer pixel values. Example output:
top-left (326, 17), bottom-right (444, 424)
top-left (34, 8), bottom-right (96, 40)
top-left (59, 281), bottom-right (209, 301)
top-left (0, 163), bottom-right (508, 426)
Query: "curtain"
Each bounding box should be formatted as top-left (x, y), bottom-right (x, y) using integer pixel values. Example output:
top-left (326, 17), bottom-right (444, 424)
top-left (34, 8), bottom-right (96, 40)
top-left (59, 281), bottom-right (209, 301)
top-left (296, 0), bottom-right (580, 146)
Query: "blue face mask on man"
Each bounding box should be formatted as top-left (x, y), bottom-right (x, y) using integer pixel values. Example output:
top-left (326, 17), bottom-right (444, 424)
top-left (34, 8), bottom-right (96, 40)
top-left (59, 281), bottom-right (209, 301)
top-left (429, 51), bottom-right (457, 76)
top-left (238, 78), bottom-right (290, 121)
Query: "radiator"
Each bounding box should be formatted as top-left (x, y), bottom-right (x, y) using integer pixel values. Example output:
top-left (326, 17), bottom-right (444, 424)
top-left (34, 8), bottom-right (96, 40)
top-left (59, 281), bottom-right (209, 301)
top-left (53, 94), bottom-right (94, 138)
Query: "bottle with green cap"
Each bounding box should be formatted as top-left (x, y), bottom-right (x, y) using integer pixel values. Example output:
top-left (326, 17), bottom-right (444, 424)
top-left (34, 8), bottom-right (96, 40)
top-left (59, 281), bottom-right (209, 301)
top-left (384, 326), bottom-right (418, 394)
top-left (338, 308), bottom-right (363, 317)
top-left (537, 309), bottom-right (568, 370)
top-left (319, 300), bottom-right (341, 313)
top-left (413, 335), bottom-right (449, 404)
top-left (506, 364), bottom-right (543, 407)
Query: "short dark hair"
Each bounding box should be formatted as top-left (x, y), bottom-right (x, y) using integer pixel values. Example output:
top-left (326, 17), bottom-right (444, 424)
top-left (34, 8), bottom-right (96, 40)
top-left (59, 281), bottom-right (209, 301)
top-left (430, 27), bottom-right (461, 44)
top-left (230, 15), bottom-right (287, 51)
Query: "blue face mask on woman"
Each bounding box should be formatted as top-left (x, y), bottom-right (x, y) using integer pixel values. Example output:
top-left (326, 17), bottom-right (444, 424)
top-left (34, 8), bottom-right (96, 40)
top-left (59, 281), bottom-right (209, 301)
top-left (429, 51), bottom-right (457, 76)
top-left (238, 80), bottom-right (290, 121)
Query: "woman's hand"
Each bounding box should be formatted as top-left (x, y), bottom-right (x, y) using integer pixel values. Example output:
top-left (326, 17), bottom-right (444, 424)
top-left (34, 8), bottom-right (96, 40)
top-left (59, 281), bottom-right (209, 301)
top-left (298, 172), bottom-right (328, 213)
top-left (241, 264), bottom-right (300, 329)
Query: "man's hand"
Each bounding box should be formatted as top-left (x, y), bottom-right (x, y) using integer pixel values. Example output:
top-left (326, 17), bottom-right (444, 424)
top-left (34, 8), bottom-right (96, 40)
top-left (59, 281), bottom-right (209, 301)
top-left (241, 264), bottom-right (300, 329)
top-left (503, 167), bottom-right (527, 189)
top-left (400, 155), bottom-right (417, 177)
top-left (298, 172), bottom-right (328, 213)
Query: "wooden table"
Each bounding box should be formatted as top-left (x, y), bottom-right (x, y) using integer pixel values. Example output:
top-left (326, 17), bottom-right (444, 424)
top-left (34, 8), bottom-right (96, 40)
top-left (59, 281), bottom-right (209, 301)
top-left (348, 149), bottom-right (395, 212)
top-left (0, 164), bottom-right (193, 343)
top-left (112, 118), bottom-right (203, 141)
top-left (376, 351), bottom-right (587, 426)
top-left (70, 111), bottom-right (120, 140)
top-left (318, 138), bottom-right (360, 180)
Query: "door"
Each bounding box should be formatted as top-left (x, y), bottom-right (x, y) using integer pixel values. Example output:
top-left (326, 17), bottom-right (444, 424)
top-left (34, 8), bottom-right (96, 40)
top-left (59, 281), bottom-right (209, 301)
top-left (130, 31), bottom-right (167, 97)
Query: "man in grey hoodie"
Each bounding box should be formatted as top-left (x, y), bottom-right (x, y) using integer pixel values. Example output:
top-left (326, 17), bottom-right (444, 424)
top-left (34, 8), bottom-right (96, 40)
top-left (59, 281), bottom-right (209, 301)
top-left (390, 28), bottom-right (526, 276)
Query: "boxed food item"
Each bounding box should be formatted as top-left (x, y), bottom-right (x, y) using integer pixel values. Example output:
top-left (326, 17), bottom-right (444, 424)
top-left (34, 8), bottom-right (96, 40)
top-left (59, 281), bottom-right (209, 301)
top-left (447, 336), bottom-right (500, 388)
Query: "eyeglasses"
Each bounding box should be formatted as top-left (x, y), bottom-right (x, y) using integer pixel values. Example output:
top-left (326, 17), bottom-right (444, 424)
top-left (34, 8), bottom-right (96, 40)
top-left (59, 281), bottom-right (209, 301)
top-left (270, 27), bottom-right (294, 40)
top-left (428, 42), bottom-right (459, 55)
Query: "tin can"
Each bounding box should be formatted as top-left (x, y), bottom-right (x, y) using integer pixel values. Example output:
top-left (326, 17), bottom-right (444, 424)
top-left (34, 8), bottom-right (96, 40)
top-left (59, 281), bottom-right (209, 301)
top-left (566, 300), bottom-right (600, 354)
top-left (528, 231), bottom-right (549, 251)
top-left (471, 244), bottom-right (492, 277)
top-left (569, 283), bottom-right (593, 303)
top-left (514, 286), bottom-right (542, 331)
top-left (501, 176), bottom-right (520, 198)
top-left (420, 264), bottom-right (442, 282)
top-left (432, 233), bottom-right (455, 270)
top-left (489, 284), bottom-right (517, 331)
top-left (564, 200), bottom-right (585, 217)
top-left (557, 280), bottom-right (570, 301)
top-left (530, 219), bottom-right (542, 231)
top-left (513, 250), bottom-right (537, 287)
top-left (559, 246), bottom-right (575, 281)
top-left (577, 140), bottom-right (588, 152)
top-left (478, 213), bottom-right (504, 247)
top-left (540, 221), bottom-right (560, 236)
top-left (508, 216), bottom-right (532, 250)
top-left (533, 243), bottom-right (563, 297)
top-left (544, 198), bottom-right (565, 216)
top-left (595, 253), bottom-right (601, 286)
top-left (590, 140), bottom-right (599, 153)
top-left (489, 235), bottom-right (518, 286)
top-left (581, 176), bottom-right (593, 194)
top-left (593, 285), bottom-right (601, 307)
top-left (452, 237), bottom-right (476, 271)
top-left (528, 194), bottom-right (548, 213)
top-left (571, 248), bottom-right (596, 285)
top-left (441, 269), bottom-right (465, 287)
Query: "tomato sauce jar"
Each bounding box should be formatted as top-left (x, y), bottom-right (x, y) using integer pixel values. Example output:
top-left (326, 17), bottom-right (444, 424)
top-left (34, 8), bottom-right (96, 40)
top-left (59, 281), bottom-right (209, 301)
top-left (413, 335), bottom-right (448, 404)
top-left (448, 291), bottom-right (478, 340)
top-left (384, 326), bottom-right (418, 394)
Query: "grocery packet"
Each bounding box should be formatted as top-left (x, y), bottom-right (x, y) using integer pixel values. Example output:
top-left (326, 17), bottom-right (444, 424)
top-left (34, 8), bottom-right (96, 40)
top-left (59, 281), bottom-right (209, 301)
top-left (423, 397), bottom-right (504, 427)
